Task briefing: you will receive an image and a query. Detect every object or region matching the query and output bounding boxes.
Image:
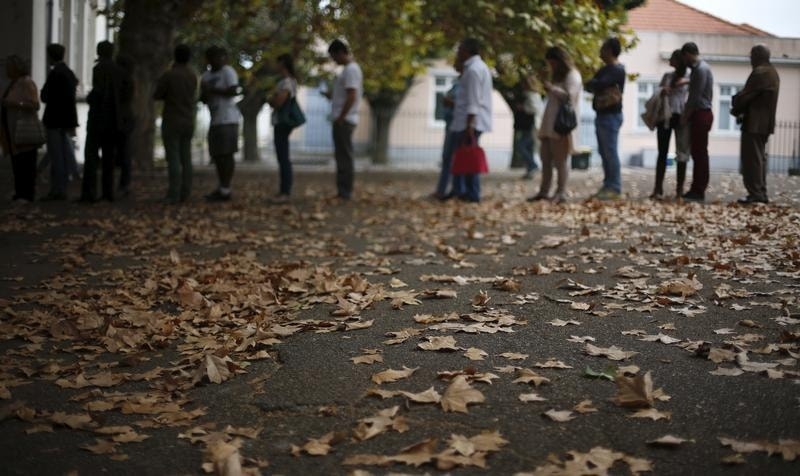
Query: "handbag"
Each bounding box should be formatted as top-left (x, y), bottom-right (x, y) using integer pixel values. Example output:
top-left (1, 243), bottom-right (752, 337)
top-left (553, 98), bottom-right (577, 136)
top-left (451, 131), bottom-right (489, 175)
top-left (276, 96), bottom-right (306, 130)
top-left (13, 111), bottom-right (46, 147)
top-left (592, 84), bottom-right (622, 111)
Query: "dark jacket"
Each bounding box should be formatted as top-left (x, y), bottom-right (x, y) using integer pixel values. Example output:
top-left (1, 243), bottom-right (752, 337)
top-left (41, 62), bottom-right (79, 129)
top-left (731, 63), bottom-right (780, 136)
top-left (586, 63), bottom-right (626, 114)
top-left (87, 58), bottom-right (128, 133)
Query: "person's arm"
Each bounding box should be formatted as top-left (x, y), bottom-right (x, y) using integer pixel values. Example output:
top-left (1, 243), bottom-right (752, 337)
top-left (335, 89), bottom-right (356, 124)
top-left (463, 69), bottom-right (481, 132)
top-left (269, 80), bottom-right (291, 109)
top-left (207, 67), bottom-right (239, 97)
top-left (731, 69), bottom-right (765, 116)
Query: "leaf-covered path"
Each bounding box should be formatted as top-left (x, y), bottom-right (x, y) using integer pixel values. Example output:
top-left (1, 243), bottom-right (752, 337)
top-left (1, 168), bottom-right (799, 475)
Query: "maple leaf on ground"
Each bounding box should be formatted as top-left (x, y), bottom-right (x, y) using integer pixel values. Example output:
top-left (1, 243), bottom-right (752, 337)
top-left (518, 392), bottom-right (547, 402)
top-left (351, 353), bottom-right (384, 365)
top-left (613, 371), bottom-right (655, 408)
top-left (518, 447), bottom-right (653, 476)
top-left (498, 352), bottom-right (529, 361)
top-left (441, 376), bottom-right (485, 413)
top-left (573, 399), bottom-right (599, 414)
top-left (585, 343), bottom-right (639, 361)
top-left (493, 278), bottom-right (521, 292)
top-left (658, 276), bottom-right (703, 297)
top-left (418, 336), bottom-right (461, 352)
top-left (719, 437), bottom-right (800, 461)
top-left (615, 266), bottom-right (650, 279)
top-left (647, 435), bottom-right (695, 446)
top-left (463, 347), bottom-right (488, 361)
top-left (205, 354), bottom-right (234, 384)
top-left (628, 408), bottom-right (672, 421)
top-left (291, 432), bottom-right (345, 457)
top-left (471, 290), bottom-right (491, 307)
top-left (81, 439), bottom-right (117, 455)
top-left (353, 406), bottom-right (408, 441)
top-left (543, 409), bottom-right (576, 422)
top-left (548, 319), bottom-right (581, 327)
top-left (204, 439), bottom-right (243, 476)
top-left (513, 368), bottom-right (551, 387)
top-left (371, 366), bottom-right (418, 385)
top-left (398, 387), bottom-right (442, 404)
top-left (534, 358), bottom-right (573, 369)
top-left (344, 438), bottom-right (439, 468)
top-left (709, 367), bottom-right (744, 377)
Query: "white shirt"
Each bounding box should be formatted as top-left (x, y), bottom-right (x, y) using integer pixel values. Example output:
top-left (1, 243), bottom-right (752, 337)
top-left (450, 55), bottom-right (493, 133)
top-left (271, 76), bottom-right (298, 126)
top-left (201, 65), bottom-right (240, 125)
top-left (331, 61), bottom-right (363, 125)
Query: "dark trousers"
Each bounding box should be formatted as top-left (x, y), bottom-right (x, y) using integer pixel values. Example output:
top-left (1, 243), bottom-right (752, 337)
top-left (118, 131), bottom-right (131, 191)
top-left (740, 131), bottom-right (769, 201)
top-left (163, 124), bottom-right (193, 201)
top-left (688, 109), bottom-right (713, 196)
top-left (452, 130), bottom-right (482, 202)
top-left (11, 149), bottom-right (37, 201)
top-left (274, 124), bottom-right (292, 195)
top-left (332, 121), bottom-right (355, 198)
top-left (654, 114), bottom-right (687, 195)
top-left (46, 128), bottom-right (74, 196)
top-left (82, 126), bottom-right (117, 200)
top-left (213, 154), bottom-right (235, 189)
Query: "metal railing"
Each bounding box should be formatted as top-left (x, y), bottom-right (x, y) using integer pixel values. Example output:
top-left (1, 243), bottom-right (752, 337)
top-left (768, 121), bottom-right (800, 175)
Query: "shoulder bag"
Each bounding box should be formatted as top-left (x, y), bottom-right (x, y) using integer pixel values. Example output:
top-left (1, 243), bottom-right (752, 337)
top-left (554, 98), bottom-right (577, 136)
top-left (14, 111), bottom-right (46, 148)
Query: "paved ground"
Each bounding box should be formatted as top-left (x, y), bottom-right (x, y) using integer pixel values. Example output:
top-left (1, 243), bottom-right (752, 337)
top-left (1, 164), bottom-right (799, 475)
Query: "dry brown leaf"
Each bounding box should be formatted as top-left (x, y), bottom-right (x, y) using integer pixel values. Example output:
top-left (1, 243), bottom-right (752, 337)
top-left (397, 387), bottom-right (442, 404)
top-left (498, 352), bottom-right (528, 361)
top-left (647, 435), bottom-right (694, 446)
top-left (353, 406), bottom-right (408, 441)
top-left (351, 354), bottom-right (384, 365)
top-left (205, 354), bottom-right (233, 384)
top-left (585, 343), bottom-right (639, 361)
top-left (418, 336), bottom-right (461, 352)
top-left (709, 367), bottom-right (744, 377)
top-left (81, 439), bottom-right (117, 455)
top-left (628, 408), bottom-right (672, 421)
top-left (543, 409), bottom-right (576, 422)
top-left (463, 347), bottom-right (488, 361)
top-left (613, 371), bottom-right (655, 408)
top-left (471, 290), bottom-right (491, 307)
top-left (206, 439), bottom-right (243, 476)
top-left (573, 399), bottom-right (599, 414)
top-left (371, 366), bottom-right (418, 385)
top-left (518, 392), bottom-right (547, 402)
top-left (512, 368), bottom-right (551, 387)
top-left (441, 376), bottom-right (485, 413)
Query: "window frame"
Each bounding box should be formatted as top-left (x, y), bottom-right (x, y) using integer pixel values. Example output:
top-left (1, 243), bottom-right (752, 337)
top-left (634, 78), bottom-right (661, 131)
top-left (716, 83), bottom-right (744, 134)
top-left (428, 70), bottom-right (458, 129)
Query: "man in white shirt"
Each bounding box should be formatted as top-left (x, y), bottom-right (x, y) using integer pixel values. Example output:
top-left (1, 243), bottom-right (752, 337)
top-left (450, 38), bottom-right (493, 202)
top-left (200, 46), bottom-right (240, 201)
top-left (326, 39), bottom-right (362, 200)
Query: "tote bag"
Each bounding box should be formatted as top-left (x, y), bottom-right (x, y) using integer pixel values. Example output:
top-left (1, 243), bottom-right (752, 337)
top-left (451, 131), bottom-right (489, 175)
top-left (553, 99), bottom-right (577, 136)
top-left (14, 111), bottom-right (46, 148)
top-left (277, 96), bottom-right (306, 130)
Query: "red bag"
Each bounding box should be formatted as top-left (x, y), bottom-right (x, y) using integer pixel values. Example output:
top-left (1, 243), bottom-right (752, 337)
top-left (451, 131), bottom-right (489, 175)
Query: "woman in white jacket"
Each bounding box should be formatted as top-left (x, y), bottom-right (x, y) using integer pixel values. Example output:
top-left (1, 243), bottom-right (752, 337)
top-left (651, 49), bottom-right (690, 199)
top-left (528, 46), bottom-right (582, 204)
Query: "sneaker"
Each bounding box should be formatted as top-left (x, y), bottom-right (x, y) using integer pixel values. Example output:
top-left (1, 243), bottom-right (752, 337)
top-left (205, 189), bottom-right (231, 202)
top-left (593, 188), bottom-right (621, 201)
top-left (736, 196), bottom-right (768, 205)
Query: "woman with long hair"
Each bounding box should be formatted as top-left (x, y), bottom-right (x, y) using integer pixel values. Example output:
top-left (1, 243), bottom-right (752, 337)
top-left (528, 46), bottom-right (582, 204)
top-left (651, 49), bottom-right (690, 199)
top-left (1, 55), bottom-right (42, 202)
top-left (268, 53), bottom-right (298, 203)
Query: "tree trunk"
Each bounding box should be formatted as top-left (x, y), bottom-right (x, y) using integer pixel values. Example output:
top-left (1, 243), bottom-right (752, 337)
top-left (366, 84), bottom-right (411, 165)
top-left (117, 0), bottom-right (202, 172)
top-left (238, 89), bottom-right (266, 162)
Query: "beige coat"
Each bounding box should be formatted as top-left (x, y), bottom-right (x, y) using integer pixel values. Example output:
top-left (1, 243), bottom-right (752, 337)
top-left (0, 76), bottom-right (41, 156)
top-left (538, 68), bottom-right (582, 149)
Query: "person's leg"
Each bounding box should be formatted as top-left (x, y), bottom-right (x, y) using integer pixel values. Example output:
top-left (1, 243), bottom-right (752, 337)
top-left (163, 125), bottom-right (181, 201)
top-left (22, 149), bottom-right (38, 200)
top-left (537, 138), bottom-right (554, 197)
top-left (10, 153), bottom-right (23, 199)
top-left (740, 131), bottom-right (768, 201)
top-left (595, 115), bottom-right (611, 191)
top-left (179, 129), bottom-right (194, 201)
top-left (218, 154), bottom-right (234, 189)
top-left (81, 127), bottom-right (100, 201)
top-left (653, 122), bottom-right (671, 196)
top-left (66, 135), bottom-right (80, 181)
top-left (553, 135), bottom-right (571, 199)
top-left (520, 130), bottom-right (536, 172)
top-left (435, 131), bottom-right (456, 196)
top-left (274, 124), bottom-right (292, 195)
top-left (100, 136), bottom-right (116, 200)
top-left (118, 132), bottom-right (131, 192)
top-left (606, 112), bottom-right (623, 193)
top-left (688, 110), bottom-right (712, 196)
top-left (333, 122), bottom-right (355, 198)
top-left (676, 161), bottom-right (687, 197)
top-left (46, 129), bottom-right (67, 197)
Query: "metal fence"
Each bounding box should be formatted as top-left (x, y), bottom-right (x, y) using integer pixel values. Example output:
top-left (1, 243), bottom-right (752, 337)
top-left (768, 121), bottom-right (800, 175)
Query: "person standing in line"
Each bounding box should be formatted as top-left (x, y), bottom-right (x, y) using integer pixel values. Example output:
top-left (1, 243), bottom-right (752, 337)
top-left (80, 41), bottom-right (125, 203)
top-left (1, 55), bottom-right (42, 202)
top-left (680, 42), bottom-right (714, 203)
top-left (585, 37), bottom-right (626, 200)
top-left (650, 49), bottom-right (690, 200)
top-left (268, 53), bottom-right (299, 203)
top-left (730, 44), bottom-right (779, 205)
top-left (432, 58), bottom-right (464, 200)
top-left (41, 43), bottom-right (79, 201)
top-left (201, 46), bottom-right (240, 202)
top-left (325, 39), bottom-right (362, 201)
top-left (154, 44), bottom-right (198, 204)
top-left (528, 46), bottom-right (582, 204)
top-left (115, 54), bottom-right (135, 198)
top-left (511, 75), bottom-right (543, 180)
top-left (450, 37), bottom-right (493, 203)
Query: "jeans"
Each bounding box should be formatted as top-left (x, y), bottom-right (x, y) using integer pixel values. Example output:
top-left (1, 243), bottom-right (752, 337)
top-left (595, 111), bottom-right (623, 193)
top-left (514, 129), bottom-right (538, 172)
top-left (435, 129), bottom-right (459, 196)
top-left (46, 128), bottom-right (75, 196)
top-left (452, 130), bottom-right (482, 202)
top-left (163, 124), bottom-right (193, 201)
top-left (688, 109), bottom-right (714, 196)
top-left (82, 123), bottom-right (117, 200)
top-left (273, 124), bottom-right (292, 195)
top-left (332, 121), bottom-right (355, 198)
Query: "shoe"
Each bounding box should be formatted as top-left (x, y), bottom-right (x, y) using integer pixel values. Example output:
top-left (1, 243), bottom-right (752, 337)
top-left (42, 192), bottom-right (67, 201)
top-left (205, 190), bottom-right (231, 202)
top-left (551, 194), bottom-right (566, 204)
top-left (737, 196), bottom-right (768, 205)
top-left (269, 194), bottom-right (291, 204)
top-left (526, 194), bottom-right (548, 202)
top-left (682, 192), bottom-right (705, 203)
top-left (593, 188), bottom-right (621, 201)
top-left (649, 191), bottom-right (664, 201)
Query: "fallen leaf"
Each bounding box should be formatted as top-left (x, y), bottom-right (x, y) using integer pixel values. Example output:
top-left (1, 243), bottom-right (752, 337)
top-left (647, 435), bottom-right (694, 446)
top-left (518, 392), bottom-right (547, 402)
top-left (573, 399), bottom-right (598, 414)
top-left (441, 376), bottom-right (485, 413)
top-left (585, 343), bottom-right (639, 361)
top-left (418, 336), bottom-right (461, 352)
top-left (628, 408), bottom-right (672, 421)
top-left (371, 366), bottom-right (418, 385)
top-left (463, 347), bottom-right (488, 361)
top-left (613, 372), bottom-right (655, 408)
top-left (543, 409), bottom-right (576, 422)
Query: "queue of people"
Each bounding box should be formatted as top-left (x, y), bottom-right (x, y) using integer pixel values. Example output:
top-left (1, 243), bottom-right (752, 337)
top-left (0, 37), bottom-right (782, 207)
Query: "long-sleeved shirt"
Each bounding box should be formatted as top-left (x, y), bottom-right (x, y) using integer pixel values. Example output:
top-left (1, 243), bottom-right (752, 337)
top-left (450, 55), bottom-right (493, 133)
top-left (686, 59), bottom-right (713, 111)
top-left (154, 63), bottom-right (198, 131)
top-left (585, 63), bottom-right (626, 114)
top-left (41, 62), bottom-right (79, 129)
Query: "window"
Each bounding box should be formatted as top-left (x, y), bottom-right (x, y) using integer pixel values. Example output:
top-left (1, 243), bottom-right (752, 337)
top-left (636, 81), bottom-right (660, 129)
top-left (430, 74), bottom-right (457, 127)
top-left (718, 84), bottom-right (743, 132)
